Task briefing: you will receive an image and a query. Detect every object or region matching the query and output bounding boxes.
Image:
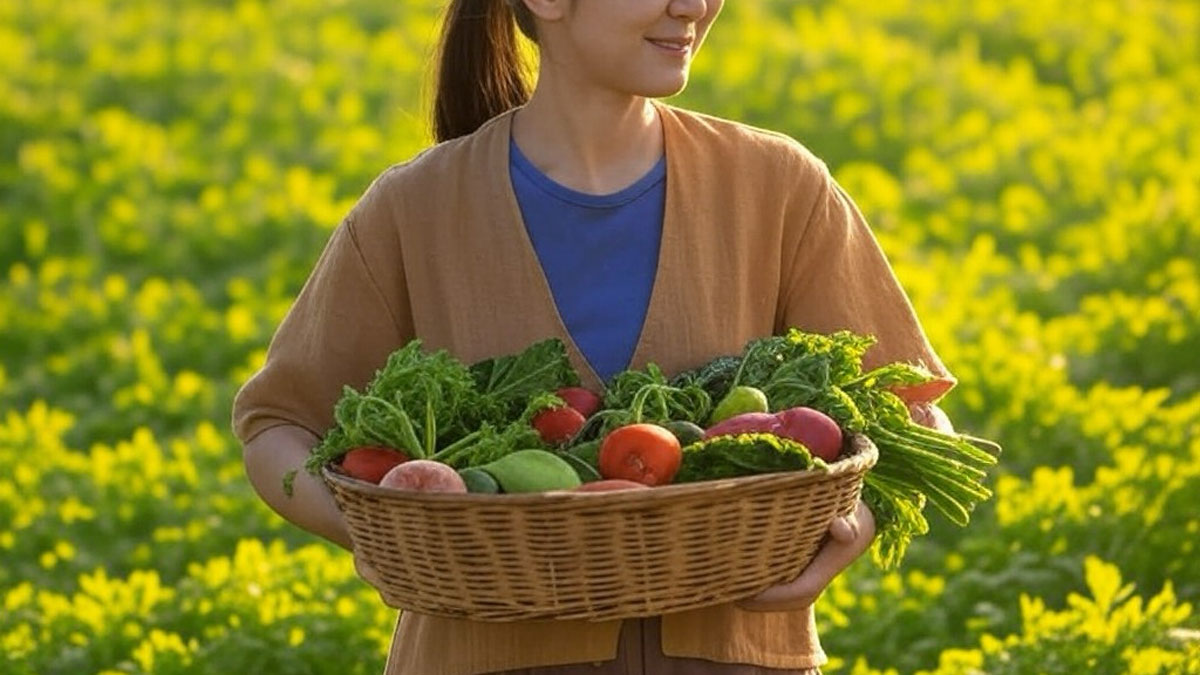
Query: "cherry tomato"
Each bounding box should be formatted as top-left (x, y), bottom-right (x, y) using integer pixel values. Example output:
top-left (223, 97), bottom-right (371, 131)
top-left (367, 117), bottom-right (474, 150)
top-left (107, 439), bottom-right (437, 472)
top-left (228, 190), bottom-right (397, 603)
top-left (532, 406), bottom-right (586, 445)
top-left (341, 446), bottom-right (410, 484)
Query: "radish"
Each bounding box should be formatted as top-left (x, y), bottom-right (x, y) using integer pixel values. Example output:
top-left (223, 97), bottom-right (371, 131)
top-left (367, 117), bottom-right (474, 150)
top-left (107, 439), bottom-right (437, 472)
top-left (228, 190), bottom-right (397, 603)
top-left (703, 412), bottom-right (781, 439)
top-left (702, 408), bottom-right (844, 462)
top-left (572, 479), bottom-right (651, 492)
top-left (774, 407), bottom-right (843, 461)
top-left (380, 460), bottom-right (468, 493)
top-left (555, 387), bottom-right (602, 418)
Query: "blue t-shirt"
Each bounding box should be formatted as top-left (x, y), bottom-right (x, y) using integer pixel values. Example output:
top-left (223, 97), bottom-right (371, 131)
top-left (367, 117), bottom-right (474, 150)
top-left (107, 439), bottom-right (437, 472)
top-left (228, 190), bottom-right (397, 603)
top-left (509, 138), bottom-right (666, 383)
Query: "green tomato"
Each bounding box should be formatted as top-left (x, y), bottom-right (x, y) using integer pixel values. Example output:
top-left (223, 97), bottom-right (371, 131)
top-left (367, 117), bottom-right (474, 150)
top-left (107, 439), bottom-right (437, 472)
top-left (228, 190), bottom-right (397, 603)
top-left (709, 386), bottom-right (770, 425)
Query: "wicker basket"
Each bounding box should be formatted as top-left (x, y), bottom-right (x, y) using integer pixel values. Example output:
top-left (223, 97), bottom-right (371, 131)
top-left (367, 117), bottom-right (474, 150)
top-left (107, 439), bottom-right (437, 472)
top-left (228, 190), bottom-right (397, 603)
top-left (323, 434), bottom-right (877, 622)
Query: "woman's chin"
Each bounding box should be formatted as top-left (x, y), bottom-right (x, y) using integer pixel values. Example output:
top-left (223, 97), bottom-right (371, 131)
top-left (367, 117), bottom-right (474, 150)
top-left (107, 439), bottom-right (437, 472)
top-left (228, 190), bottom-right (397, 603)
top-left (634, 74), bottom-right (690, 99)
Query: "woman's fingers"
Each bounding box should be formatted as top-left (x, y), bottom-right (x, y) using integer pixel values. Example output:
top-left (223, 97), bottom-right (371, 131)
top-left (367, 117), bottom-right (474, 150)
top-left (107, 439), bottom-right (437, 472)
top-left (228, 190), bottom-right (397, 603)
top-left (908, 401), bottom-right (956, 433)
top-left (828, 514), bottom-right (857, 543)
top-left (737, 534), bottom-right (853, 611)
top-left (850, 499), bottom-right (877, 545)
top-left (735, 501), bottom-right (877, 612)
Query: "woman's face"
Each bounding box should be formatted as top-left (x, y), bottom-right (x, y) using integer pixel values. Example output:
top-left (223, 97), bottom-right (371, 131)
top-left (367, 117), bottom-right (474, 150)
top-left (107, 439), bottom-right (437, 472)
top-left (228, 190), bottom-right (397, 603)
top-left (531, 0), bottom-right (725, 98)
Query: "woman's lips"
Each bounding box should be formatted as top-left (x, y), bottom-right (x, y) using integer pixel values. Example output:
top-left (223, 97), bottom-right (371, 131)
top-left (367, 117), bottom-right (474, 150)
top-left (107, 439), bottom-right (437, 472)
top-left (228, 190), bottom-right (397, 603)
top-left (646, 38), bottom-right (693, 55)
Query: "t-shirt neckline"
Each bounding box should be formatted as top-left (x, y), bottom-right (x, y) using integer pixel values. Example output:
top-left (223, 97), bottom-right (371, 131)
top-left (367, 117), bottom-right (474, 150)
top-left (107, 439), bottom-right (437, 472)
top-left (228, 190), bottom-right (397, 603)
top-left (508, 135), bottom-right (667, 209)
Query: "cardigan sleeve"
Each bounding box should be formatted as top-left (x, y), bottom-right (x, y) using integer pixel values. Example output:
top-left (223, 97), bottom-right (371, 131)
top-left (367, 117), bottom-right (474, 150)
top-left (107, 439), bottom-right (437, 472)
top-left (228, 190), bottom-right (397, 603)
top-left (231, 172), bottom-right (415, 443)
top-left (776, 163), bottom-right (956, 404)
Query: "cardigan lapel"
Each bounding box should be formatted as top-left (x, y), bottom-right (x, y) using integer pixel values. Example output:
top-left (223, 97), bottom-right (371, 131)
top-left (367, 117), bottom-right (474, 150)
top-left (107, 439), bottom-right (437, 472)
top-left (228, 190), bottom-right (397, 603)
top-left (444, 100), bottom-right (765, 393)
top-left (480, 102), bottom-right (685, 392)
top-left (625, 99), bottom-right (683, 375)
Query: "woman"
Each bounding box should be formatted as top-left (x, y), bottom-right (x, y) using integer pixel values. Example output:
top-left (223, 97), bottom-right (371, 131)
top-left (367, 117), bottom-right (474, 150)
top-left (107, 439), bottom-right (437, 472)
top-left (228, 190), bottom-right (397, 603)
top-left (232, 0), bottom-right (957, 673)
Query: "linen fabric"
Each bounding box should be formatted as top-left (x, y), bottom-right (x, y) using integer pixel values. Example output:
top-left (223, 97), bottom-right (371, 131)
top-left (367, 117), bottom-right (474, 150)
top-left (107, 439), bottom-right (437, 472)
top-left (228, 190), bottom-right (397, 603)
top-left (231, 100), bottom-right (955, 675)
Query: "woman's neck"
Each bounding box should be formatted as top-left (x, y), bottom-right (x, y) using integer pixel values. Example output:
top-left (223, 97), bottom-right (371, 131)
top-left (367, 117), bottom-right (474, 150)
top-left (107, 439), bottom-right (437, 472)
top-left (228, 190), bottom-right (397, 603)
top-left (510, 79), bottom-right (664, 195)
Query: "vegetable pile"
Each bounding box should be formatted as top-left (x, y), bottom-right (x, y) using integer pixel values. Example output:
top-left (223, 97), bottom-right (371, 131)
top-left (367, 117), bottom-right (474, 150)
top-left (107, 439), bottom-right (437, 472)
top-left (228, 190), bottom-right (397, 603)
top-left (673, 329), bottom-right (1003, 568)
top-left (295, 328), bottom-right (1001, 569)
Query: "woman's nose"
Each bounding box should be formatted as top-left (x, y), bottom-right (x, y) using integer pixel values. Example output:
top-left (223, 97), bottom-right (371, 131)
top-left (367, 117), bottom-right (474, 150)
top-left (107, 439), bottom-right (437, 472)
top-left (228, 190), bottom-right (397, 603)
top-left (667, 0), bottom-right (710, 22)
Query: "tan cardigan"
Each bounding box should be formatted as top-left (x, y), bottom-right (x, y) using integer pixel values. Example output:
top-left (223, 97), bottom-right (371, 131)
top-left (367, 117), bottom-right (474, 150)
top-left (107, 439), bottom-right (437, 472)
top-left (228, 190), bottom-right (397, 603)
top-left (231, 100), bottom-right (954, 675)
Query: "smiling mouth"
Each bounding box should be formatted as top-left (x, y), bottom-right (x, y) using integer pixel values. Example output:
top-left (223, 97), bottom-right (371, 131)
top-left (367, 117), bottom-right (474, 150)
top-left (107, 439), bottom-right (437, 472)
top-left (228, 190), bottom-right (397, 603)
top-left (646, 38), bottom-right (693, 54)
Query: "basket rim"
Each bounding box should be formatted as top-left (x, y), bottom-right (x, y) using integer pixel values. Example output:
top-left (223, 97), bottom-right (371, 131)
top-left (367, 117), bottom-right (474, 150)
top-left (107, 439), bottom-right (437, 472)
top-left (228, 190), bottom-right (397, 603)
top-left (321, 433), bottom-right (877, 504)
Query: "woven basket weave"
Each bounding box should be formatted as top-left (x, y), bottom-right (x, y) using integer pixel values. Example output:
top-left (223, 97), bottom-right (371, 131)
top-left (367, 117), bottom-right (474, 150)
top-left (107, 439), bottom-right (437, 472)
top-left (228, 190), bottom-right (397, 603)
top-left (323, 434), bottom-right (877, 622)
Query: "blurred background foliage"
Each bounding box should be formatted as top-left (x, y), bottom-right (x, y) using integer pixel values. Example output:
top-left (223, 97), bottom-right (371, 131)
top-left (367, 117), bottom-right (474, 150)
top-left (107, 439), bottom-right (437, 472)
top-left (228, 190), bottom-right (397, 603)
top-left (2, 0), bottom-right (1198, 672)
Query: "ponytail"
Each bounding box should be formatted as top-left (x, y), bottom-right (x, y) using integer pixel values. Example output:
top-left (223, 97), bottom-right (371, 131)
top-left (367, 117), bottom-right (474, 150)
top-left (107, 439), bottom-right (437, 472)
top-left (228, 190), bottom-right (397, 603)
top-left (433, 0), bottom-right (536, 143)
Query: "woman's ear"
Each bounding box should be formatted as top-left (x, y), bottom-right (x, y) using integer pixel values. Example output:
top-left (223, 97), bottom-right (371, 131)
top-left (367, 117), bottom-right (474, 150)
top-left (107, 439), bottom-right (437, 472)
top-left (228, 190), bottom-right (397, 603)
top-left (519, 0), bottom-right (570, 22)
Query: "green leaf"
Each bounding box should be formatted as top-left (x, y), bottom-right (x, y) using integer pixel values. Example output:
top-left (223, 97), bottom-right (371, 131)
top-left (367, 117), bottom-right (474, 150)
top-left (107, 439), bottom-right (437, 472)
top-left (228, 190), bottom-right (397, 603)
top-left (468, 338), bottom-right (579, 423)
top-left (674, 433), bottom-right (826, 483)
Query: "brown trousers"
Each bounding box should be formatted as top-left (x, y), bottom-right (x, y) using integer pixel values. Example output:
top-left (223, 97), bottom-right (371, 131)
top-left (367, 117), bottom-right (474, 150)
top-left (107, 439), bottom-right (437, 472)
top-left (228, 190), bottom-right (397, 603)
top-left (489, 615), bottom-right (822, 675)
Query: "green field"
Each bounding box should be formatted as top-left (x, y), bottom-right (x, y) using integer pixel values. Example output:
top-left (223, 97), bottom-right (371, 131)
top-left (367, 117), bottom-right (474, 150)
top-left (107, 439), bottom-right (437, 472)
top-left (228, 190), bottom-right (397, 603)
top-left (3, 0), bottom-right (1199, 672)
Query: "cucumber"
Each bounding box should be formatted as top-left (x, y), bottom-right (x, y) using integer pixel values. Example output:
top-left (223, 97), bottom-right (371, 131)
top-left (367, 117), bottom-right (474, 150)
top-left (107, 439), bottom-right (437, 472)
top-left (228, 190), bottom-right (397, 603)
top-left (458, 467), bottom-right (501, 494)
top-left (566, 439), bottom-right (602, 468)
top-left (663, 420), bottom-right (705, 447)
top-left (556, 451), bottom-right (603, 483)
top-left (480, 449), bottom-right (582, 493)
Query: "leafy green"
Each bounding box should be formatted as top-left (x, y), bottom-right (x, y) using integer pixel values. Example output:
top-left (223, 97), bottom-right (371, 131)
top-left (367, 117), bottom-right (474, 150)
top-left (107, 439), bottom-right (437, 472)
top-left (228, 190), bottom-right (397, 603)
top-left (468, 338), bottom-right (579, 425)
top-left (430, 391), bottom-right (563, 469)
top-left (362, 340), bottom-right (478, 447)
top-left (736, 329), bottom-right (875, 391)
top-left (573, 363), bottom-right (714, 450)
top-left (665, 327), bottom-right (1002, 569)
top-left (669, 354), bottom-right (742, 404)
top-left (303, 386), bottom-right (425, 476)
top-left (601, 363), bottom-right (712, 428)
top-left (674, 433), bottom-right (827, 483)
top-left (298, 338), bottom-right (579, 486)
top-left (430, 419), bottom-right (546, 470)
top-left (603, 363), bottom-right (669, 410)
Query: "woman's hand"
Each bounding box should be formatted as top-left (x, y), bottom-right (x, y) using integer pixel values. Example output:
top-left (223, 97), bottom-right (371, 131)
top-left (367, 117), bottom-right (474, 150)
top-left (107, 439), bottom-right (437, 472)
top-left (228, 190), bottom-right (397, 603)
top-left (908, 401), bottom-right (955, 433)
top-left (735, 499), bottom-right (876, 612)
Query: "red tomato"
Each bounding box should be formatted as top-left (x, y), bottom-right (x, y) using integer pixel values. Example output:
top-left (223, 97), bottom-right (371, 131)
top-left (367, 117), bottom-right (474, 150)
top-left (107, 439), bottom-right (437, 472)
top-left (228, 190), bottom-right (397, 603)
top-left (598, 424), bottom-right (682, 486)
top-left (532, 406), bottom-right (586, 445)
top-left (340, 446), bottom-right (410, 484)
top-left (555, 387), bottom-right (602, 418)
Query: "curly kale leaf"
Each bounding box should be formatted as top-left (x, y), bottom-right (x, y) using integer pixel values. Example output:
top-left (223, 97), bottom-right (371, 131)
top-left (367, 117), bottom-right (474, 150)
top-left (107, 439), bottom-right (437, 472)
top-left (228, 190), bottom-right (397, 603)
top-left (669, 354), bottom-right (742, 404)
top-left (468, 338), bottom-right (579, 426)
top-left (674, 433), bottom-right (827, 483)
top-left (364, 340), bottom-right (479, 448)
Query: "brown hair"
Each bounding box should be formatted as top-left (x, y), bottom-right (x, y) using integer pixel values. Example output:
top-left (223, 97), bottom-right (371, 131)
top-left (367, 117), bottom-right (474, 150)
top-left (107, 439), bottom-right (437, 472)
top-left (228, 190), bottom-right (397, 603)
top-left (433, 0), bottom-right (538, 143)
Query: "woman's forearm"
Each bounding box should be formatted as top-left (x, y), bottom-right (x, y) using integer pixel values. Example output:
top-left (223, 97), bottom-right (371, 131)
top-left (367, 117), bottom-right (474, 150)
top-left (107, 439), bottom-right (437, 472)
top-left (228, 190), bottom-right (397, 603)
top-left (241, 424), bottom-right (353, 551)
